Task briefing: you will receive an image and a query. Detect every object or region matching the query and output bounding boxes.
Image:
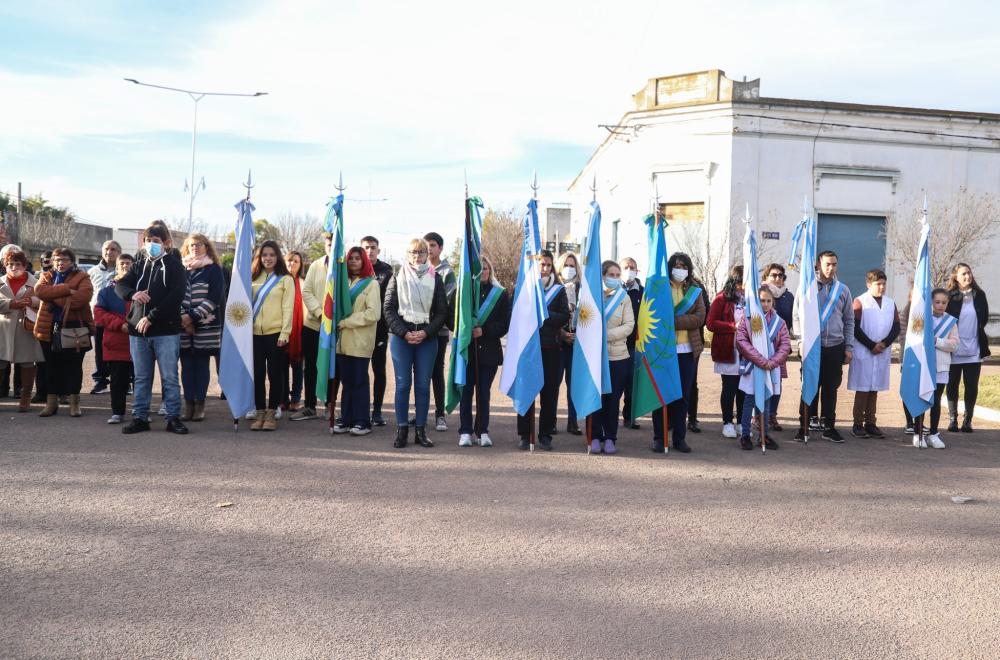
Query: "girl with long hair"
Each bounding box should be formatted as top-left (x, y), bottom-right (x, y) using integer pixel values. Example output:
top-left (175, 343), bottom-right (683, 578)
top-left (249, 240), bottom-right (294, 431)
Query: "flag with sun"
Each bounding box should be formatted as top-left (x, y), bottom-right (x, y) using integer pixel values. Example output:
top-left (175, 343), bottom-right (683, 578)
top-left (630, 213), bottom-right (682, 416)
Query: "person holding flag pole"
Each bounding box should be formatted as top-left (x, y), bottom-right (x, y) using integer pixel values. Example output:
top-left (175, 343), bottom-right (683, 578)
top-left (788, 197), bottom-right (820, 444)
top-left (217, 172), bottom-right (258, 431)
top-left (592, 259), bottom-right (634, 454)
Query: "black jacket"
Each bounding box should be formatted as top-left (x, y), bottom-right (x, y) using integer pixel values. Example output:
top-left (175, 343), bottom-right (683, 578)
top-left (115, 252), bottom-right (185, 337)
top-left (474, 282), bottom-right (510, 367)
top-left (383, 272), bottom-right (449, 339)
top-left (541, 285), bottom-right (570, 349)
top-left (372, 259), bottom-right (394, 341)
top-left (625, 279), bottom-right (644, 353)
top-left (946, 289), bottom-right (991, 359)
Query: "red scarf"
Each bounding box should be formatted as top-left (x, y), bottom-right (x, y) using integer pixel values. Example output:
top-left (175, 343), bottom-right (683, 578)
top-left (288, 276), bottom-right (303, 361)
top-left (7, 273), bottom-right (28, 296)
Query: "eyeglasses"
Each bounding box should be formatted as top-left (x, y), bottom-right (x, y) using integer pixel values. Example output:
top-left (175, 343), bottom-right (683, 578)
top-left (768, 272), bottom-right (786, 280)
top-left (408, 250), bottom-right (428, 256)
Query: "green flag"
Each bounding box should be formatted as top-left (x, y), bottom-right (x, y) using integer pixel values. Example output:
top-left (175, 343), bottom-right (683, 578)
top-left (444, 196), bottom-right (484, 413)
top-left (316, 194), bottom-right (352, 403)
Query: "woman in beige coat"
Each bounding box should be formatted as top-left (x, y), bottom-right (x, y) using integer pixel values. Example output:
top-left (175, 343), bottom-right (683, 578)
top-left (592, 260), bottom-right (635, 455)
top-left (0, 250), bottom-right (44, 412)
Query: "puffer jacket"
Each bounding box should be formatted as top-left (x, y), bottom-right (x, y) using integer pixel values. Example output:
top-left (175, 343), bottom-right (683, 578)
top-left (34, 269), bottom-right (94, 342)
top-left (94, 283), bottom-right (132, 362)
top-left (735, 309), bottom-right (791, 379)
top-left (605, 291), bottom-right (635, 361)
top-left (706, 292), bottom-right (740, 363)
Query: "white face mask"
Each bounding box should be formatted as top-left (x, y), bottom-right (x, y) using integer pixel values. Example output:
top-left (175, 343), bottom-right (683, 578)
top-left (671, 268), bottom-right (688, 282)
top-left (622, 269), bottom-right (636, 283)
top-left (561, 266), bottom-right (576, 281)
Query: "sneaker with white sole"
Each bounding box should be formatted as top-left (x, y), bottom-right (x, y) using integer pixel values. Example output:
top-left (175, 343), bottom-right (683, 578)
top-left (245, 409), bottom-right (257, 420)
top-left (290, 407), bottom-right (317, 421)
top-left (721, 423), bottom-right (738, 439)
top-left (479, 433), bottom-right (493, 447)
top-left (274, 407), bottom-right (283, 420)
top-left (927, 433), bottom-right (946, 449)
top-left (435, 416), bottom-right (448, 432)
top-left (350, 425), bottom-right (371, 436)
top-left (912, 434), bottom-right (927, 449)
top-left (158, 403), bottom-right (168, 416)
top-left (107, 414), bottom-right (122, 424)
top-left (458, 433), bottom-right (473, 447)
top-left (735, 424), bottom-right (742, 435)
top-left (332, 420), bottom-right (349, 434)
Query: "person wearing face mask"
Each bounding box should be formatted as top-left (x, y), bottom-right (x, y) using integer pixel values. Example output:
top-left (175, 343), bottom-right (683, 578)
top-left (0, 250), bottom-right (44, 412)
top-left (383, 238), bottom-right (449, 448)
top-left (591, 260), bottom-right (635, 454)
top-left (707, 265), bottom-right (745, 439)
top-left (34, 247), bottom-right (94, 418)
top-left (516, 249), bottom-right (569, 451)
top-left (650, 253), bottom-right (705, 453)
top-left (761, 263), bottom-right (794, 432)
top-left (944, 263), bottom-right (990, 433)
top-left (555, 251), bottom-right (582, 435)
top-left (620, 257), bottom-right (644, 430)
top-left (115, 223), bottom-right (188, 435)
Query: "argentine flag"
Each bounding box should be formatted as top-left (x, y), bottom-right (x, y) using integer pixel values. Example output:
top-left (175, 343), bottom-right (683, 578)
top-left (793, 212), bottom-right (821, 405)
top-left (219, 198), bottom-right (256, 419)
top-left (500, 198), bottom-right (548, 415)
top-left (570, 201), bottom-right (610, 419)
top-left (742, 215), bottom-right (776, 413)
top-left (900, 216), bottom-right (936, 416)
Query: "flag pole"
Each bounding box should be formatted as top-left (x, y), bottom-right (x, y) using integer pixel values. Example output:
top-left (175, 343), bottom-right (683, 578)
top-left (586, 173), bottom-right (597, 453)
top-left (329, 171), bottom-right (346, 435)
top-left (529, 171), bottom-right (540, 452)
top-left (800, 196), bottom-right (810, 445)
top-left (467, 171), bottom-right (483, 440)
top-left (651, 176), bottom-right (669, 454)
top-left (234, 169), bottom-right (255, 432)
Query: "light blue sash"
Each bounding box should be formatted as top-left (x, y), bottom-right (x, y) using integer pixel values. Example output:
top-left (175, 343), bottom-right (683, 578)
top-left (477, 286), bottom-right (504, 324)
top-left (252, 274), bottom-right (280, 320)
top-left (603, 288), bottom-right (627, 321)
top-left (544, 283), bottom-right (564, 306)
top-left (674, 286), bottom-right (702, 316)
top-left (819, 281), bottom-right (843, 328)
top-left (933, 313), bottom-right (957, 340)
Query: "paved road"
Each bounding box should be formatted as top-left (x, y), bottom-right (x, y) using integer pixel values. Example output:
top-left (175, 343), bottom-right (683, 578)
top-left (2, 359), bottom-right (998, 658)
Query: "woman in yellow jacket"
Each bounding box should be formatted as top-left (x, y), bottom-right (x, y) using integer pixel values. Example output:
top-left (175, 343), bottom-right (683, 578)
top-left (332, 247), bottom-right (382, 435)
top-left (250, 240), bottom-right (295, 431)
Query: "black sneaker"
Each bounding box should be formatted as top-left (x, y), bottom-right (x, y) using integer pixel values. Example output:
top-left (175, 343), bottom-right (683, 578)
top-left (122, 418), bottom-right (151, 434)
top-left (864, 424), bottom-right (885, 438)
top-left (371, 412), bottom-right (386, 427)
top-left (793, 428), bottom-right (807, 442)
top-left (763, 436), bottom-right (780, 450)
top-left (823, 427), bottom-right (845, 443)
top-left (90, 381), bottom-right (109, 395)
top-left (851, 424), bottom-right (869, 438)
top-left (739, 437), bottom-right (753, 451)
top-left (650, 440), bottom-right (665, 453)
top-left (904, 425), bottom-right (914, 435)
top-left (687, 420), bottom-right (702, 433)
top-left (539, 436), bottom-right (553, 451)
top-left (947, 420), bottom-right (959, 432)
top-left (672, 438), bottom-right (692, 453)
top-left (166, 418), bottom-right (189, 435)
top-left (627, 420), bottom-right (640, 430)
top-left (518, 437), bottom-right (530, 451)
top-left (809, 416), bottom-right (824, 431)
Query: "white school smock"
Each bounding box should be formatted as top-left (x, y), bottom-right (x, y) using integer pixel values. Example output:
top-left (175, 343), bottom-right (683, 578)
top-left (847, 293), bottom-right (895, 392)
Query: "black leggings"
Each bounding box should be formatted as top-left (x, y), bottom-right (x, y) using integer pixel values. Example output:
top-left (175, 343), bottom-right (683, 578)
top-left (946, 363), bottom-right (981, 416)
top-left (719, 374), bottom-right (744, 425)
top-left (371, 334), bottom-right (388, 414)
top-left (431, 334), bottom-right (448, 418)
top-left (253, 334), bottom-right (288, 410)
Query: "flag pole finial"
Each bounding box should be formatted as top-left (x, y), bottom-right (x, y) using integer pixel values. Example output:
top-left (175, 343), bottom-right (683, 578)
top-left (744, 202), bottom-right (752, 225)
top-left (243, 170), bottom-right (254, 201)
top-left (335, 171), bottom-right (346, 193)
top-left (465, 169), bottom-right (469, 199)
top-left (590, 172), bottom-right (597, 203)
top-left (922, 194), bottom-right (928, 223)
top-left (802, 194), bottom-right (809, 216)
top-left (531, 170), bottom-right (539, 201)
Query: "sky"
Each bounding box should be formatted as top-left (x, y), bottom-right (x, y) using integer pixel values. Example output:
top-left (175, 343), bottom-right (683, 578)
top-left (3, 0), bottom-right (1000, 262)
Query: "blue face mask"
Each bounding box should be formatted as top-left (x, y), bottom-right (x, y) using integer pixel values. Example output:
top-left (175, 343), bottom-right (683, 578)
top-left (604, 277), bottom-right (621, 291)
top-left (145, 242), bottom-right (163, 259)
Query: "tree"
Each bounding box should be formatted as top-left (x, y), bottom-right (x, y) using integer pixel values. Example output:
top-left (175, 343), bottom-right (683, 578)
top-left (671, 219), bottom-right (730, 297)
top-left (481, 206), bottom-right (523, 289)
top-left (273, 211), bottom-right (324, 256)
top-left (884, 188), bottom-right (1000, 287)
top-left (15, 211), bottom-right (78, 252)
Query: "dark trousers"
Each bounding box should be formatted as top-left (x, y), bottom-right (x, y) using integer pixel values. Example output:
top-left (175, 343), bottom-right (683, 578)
top-left (652, 352), bottom-right (695, 446)
top-left (0, 363), bottom-right (8, 395)
top-left (594, 358), bottom-right (631, 441)
top-left (371, 334), bottom-right (388, 414)
top-left (430, 334), bottom-right (449, 418)
top-left (459, 361), bottom-right (498, 435)
top-left (946, 363), bottom-right (981, 416)
top-left (34, 361), bottom-right (48, 398)
top-left (180, 353), bottom-right (213, 402)
top-left (40, 341), bottom-right (85, 396)
top-left (808, 343), bottom-right (846, 426)
top-left (301, 326), bottom-right (320, 409)
top-left (253, 333), bottom-right (287, 410)
top-left (720, 374), bottom-right (744, 425)
top-left (108, 360), bottom-right (132, 416)
top-left (286, 358), bottom-right (303, 405)
top-left (336, 354), bottom-right (371, 428)
top-left (517, 346), bottom-right (562, 439)
top-left (688, 354), bottom-right (702, 422)
top-left (91, 326), bottom-right (108, 383)
top-left (560, 342), bottom-right (577, 424)
top-left (622, 346), bottom-right (635, 422)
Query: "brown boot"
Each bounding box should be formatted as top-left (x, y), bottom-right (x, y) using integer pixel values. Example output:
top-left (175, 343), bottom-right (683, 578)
top-left (18, 366), bottom-right (35, 413)
top-left (262, 408), bottom-right (277, 431)
top-left (250, 410), bottom-right (266, 431)
top-left (69, 393), bottom-right (82, 417)
top-left (193, 400), bottom-right (206, 422)
top-left (39, 394), bottom-right (59, 417)
top-left (181, 401), bottom-right (195, 421)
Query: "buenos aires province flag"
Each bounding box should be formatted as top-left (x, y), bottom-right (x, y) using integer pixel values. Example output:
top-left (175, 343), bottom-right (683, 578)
top-left (569, 201), bottom-right (610, 419)
top-left (900, 218), bottom-right (936, 416)
top-left (499, 198), bottom-right (548, 415)
top-left (219, 198), bottom-right (256, 418)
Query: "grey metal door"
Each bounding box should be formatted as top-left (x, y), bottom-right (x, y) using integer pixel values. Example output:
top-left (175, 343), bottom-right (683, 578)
top-left (816, 213), bottom-right (886, 298)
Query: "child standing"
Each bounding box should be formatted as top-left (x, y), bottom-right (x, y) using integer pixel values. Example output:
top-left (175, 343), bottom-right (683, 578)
top-left (914, 289), bottom-right (959, 449)
top-left (735, 285), bottom-right (790, 450)
top-left (847, 269), bottom-right (900, 438)
top-left (94, 254), bottom-right (135, 423)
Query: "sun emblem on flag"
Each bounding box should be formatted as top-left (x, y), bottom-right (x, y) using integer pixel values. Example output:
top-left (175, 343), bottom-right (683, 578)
top-left (910, 316), bottom-right (924, 333)
top-left (577, 302), bottom-right (596, 327)
top-left (636, 297), bottom-right (659, 352)
top-left (750, 314), bottom-right (764, 336)
top-left (227, 301), bottom-right (251, 327)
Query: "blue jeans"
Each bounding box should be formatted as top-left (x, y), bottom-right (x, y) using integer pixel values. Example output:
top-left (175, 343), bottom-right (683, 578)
top-left (740, 391), bottom-right (776, 439)
top-left (594, 358), bottom-right (631, 441)
top-left (180, 353), bottom-right (212, 402)
top-left (130, 334), bottom-right (181, 421)
top-left (459, 361), bottom-right (498, 435)
top-left (652, 352), bottom-right (695, 446)
top-left (390, 334), bottom-right (437, 427)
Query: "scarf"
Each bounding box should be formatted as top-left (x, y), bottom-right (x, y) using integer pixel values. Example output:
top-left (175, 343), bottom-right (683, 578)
top-left (398, 262), bottom-right (436, 324)
top-left (541, 274), bottom-right (555, 290)
top-left (767, 282), bottom-right (787, 299)
top-left (51, 268), bottom-right (74, 324)
top-left (288, 276), bottom-right (303, 361)
top-left (183, 253), bottom-right (214, 270)
top-left (6, 272), bottom-right (27, 297)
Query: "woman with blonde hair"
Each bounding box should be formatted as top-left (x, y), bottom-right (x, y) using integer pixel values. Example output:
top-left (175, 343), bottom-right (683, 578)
top-left (555, 251), bottom-right (582, 435)
top-left (383, 237), bottom-right (449, 448)
top-left (179, 233), bottom-right (225, 422)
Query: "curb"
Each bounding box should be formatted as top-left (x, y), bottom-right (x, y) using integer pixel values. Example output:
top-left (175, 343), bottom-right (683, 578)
top-left (957, 401), bottom-right (1000, 423)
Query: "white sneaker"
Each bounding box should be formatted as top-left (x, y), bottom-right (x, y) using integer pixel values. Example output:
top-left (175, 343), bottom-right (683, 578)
top-left (436, 416), bottom-right (448, 432)
top-left (912, 434), bottom-right (927, 449)
top-left (274, 407), bottom-right (283, 420)
top-left (349, 425), bottom-right (371, 436)
top-left (458, 433), bottom-right (473, 447)
top-left (721, 423), bottom-right (738, 439)
top-left (158, 403), bottom-right (168, 416)
top-left (927, 433), bottom-right (946, 449)
top-left (479, 433), bottom-right (493, 447)
top-left (107, 414), bottom-right (122, 424)
top-left (245, 410), bottom-right (257, 420)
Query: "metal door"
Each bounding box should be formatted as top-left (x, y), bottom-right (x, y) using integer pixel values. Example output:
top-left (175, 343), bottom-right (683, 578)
top-left (816, 214), bottom-right (886, 298)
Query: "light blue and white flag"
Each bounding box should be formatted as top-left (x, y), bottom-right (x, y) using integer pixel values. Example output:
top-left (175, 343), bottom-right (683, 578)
top-left (570, 201), bottom-right (610, 419)
top-left (500, 198), bottom-right (548, 415)
top-left (219, 197), bottom-right (256, 419)
top-left (742, 214), bottom-right (777, 413)
top-left (792, 211), bottom-right (821, 405)
top-left (900, 215), bottom-right (937, 416)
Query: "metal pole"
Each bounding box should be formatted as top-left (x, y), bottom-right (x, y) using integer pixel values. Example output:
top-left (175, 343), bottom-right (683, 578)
top-left (16, 181), bottom-right (22, 217)
top-left (187, 94), bottom-right (204, 233)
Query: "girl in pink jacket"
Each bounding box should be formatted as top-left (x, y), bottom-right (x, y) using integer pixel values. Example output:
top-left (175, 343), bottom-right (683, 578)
top-left (735, 285), bottom-right (791, 450)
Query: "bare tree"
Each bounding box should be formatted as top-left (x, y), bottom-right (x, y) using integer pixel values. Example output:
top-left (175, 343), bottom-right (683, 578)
top-left (884, 188), bottom-right (1000, 287)
top-left (273, 211), bottom-right (324, 256)
top-left (15, 211), bottom-right (79, 252)
top-left (481, 206), bottom-right (523, 290)
top-left (671, 219), bottom-right (730, 297)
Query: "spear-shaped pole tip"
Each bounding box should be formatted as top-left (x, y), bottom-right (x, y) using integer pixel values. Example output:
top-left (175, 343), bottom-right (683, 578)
top-left (802, 194), bottom-right (809, 215)
top-left (243, 169), bottom-right (254, 201)
top-left (335, 171), bottom-right (346, 193)
top-left (464, 169), bottom-right (469, 199)
top-left (530, 170), bottom-right (539, 200)
top-left (590, 172), bottom-right (597, 203)
top-left (745, 202), bottom-right (751, 224)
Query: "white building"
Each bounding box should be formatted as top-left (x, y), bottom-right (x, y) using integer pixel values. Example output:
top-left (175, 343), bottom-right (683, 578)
top-left (568, 69), bottom-right (1000, 335)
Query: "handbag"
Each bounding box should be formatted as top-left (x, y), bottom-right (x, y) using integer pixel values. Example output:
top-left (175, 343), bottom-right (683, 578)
top-left (53, 298), bottom-right (92, 353)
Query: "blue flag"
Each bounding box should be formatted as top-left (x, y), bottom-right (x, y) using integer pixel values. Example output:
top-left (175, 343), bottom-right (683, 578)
top-left (499, 198), bottom-right (548, 415)
top-left (570, 202), bottom-right (610, 419)
top-left (900, 218), bottom-right (937, 416)
top-left (219, 198), bottom-right (256, 418)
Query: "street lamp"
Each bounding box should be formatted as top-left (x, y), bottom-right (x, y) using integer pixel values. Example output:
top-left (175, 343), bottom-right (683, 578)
top-left (123, 78), bottom-right (268, 233)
